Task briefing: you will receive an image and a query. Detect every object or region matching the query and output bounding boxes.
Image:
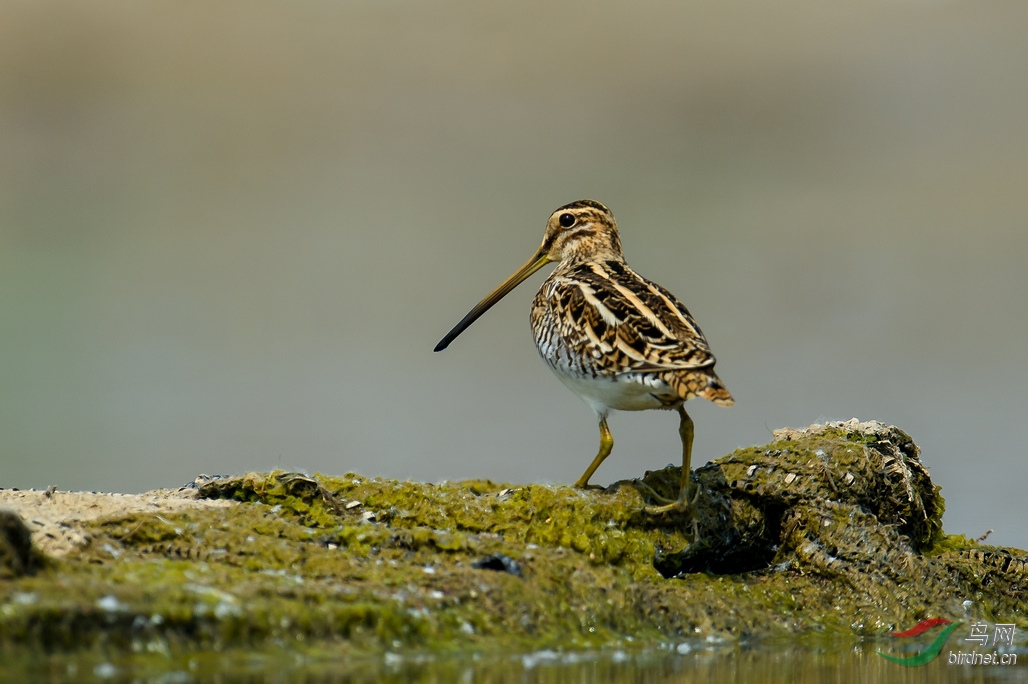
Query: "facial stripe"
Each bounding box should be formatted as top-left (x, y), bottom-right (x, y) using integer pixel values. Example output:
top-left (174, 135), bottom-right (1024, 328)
top-left (556, 226), bottom-right (597, 245)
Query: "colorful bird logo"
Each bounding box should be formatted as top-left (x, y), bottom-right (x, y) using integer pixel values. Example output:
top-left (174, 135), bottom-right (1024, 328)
top-left (876, 618), bottom-right (963, 666)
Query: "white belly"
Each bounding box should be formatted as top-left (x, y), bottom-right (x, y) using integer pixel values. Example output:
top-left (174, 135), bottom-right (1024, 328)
top-left (548, 367), bottom-right (673, 416)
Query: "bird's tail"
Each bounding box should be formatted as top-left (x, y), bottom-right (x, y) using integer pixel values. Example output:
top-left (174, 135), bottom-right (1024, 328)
top-left (665, 370), bottom-right (734, 406)
top-left (700, 376), bottom-right (734, 406)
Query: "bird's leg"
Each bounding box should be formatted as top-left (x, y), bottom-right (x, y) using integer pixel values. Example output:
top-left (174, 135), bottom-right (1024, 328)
top-left (645, 406), bottom-right (696, 515)
top-left (574, 417), bottom-right (613, 490)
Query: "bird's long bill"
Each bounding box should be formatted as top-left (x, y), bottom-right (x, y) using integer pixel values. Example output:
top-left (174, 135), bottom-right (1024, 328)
top-left (434, 249), bottom-right (552, 352)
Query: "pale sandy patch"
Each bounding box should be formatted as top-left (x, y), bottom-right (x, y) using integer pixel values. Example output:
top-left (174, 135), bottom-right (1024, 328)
top-left (0, 486), bottom-right (237, 557)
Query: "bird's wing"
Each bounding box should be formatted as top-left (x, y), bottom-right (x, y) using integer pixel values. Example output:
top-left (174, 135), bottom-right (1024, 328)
top-left (543, 261), bottom-right (717, 375)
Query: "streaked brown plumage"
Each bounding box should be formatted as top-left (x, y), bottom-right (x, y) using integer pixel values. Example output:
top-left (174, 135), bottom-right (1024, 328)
top-left (436, 199), bottom-right (732, 516)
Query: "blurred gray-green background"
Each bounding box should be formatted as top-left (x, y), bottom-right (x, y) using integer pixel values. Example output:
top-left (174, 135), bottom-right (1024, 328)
top-left (2, 1), bottom-right (1025, 548)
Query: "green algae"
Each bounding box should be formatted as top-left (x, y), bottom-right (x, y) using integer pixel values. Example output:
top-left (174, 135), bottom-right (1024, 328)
top-left (1, 422), bottom-right (1026, 660)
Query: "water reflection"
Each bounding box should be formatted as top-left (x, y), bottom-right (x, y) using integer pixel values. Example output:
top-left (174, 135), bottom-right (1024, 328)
top-left (4, 639), bottom-right (1025, 683)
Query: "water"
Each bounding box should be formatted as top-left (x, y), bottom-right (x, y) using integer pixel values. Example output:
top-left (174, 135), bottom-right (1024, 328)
top-left (2, 640), bottom-right (1025, 684)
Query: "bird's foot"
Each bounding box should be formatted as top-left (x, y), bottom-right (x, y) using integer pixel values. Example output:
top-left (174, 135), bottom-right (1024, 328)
top-left (575, 483), bottom-right (607, 491)
top-left (644, 498), bottom-right (689, 515)
top-left (633, 480), bottom-right (675, 505)
top-left (638, 478), bottom-right (701, 513)
top-left (642, 484), bottom-right (702, 539)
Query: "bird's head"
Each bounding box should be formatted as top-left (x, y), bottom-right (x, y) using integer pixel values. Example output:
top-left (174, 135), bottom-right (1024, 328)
top-left (434, 199), bottom-right (624, 352)
top-left (539, 199), bottom-right (624, 263)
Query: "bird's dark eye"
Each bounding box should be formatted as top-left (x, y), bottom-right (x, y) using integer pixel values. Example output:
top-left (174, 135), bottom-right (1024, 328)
top-left (558, 213), bottom-right (575, 228)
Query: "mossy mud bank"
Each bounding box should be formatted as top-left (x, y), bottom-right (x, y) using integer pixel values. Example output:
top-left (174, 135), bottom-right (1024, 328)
top-left (1, 420), bottom-right (1026, 658)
